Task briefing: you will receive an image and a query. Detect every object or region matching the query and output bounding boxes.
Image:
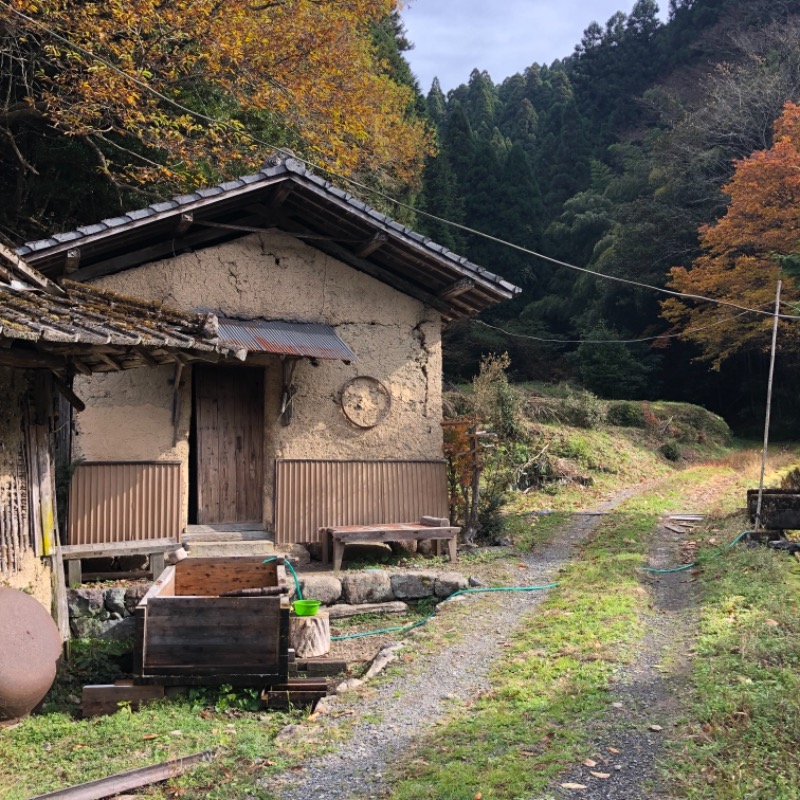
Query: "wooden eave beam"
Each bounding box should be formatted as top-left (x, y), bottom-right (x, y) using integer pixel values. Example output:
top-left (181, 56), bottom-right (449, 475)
top-left (64, 248), bottom-right (81, 274)
top-left (133, 346), bottom-right (161, 367)
top-left (68, 224), bottom-right (242, 282)
top-left (0, 346), bottom-right (68, 371)
top-left (0, 242), bottom-right (64, 295)
top-left (96, 352), bottom-right (124, 370)
top-left (69, 357), bottom-right (92, 376)
top-left (438, 277), bottom-right (475, 300)
top-left (51, 373), bottom-right (86, 412)
top-left (355, 232), bottom-right (387, 259)
top-left (175, 213), bottom-right (193, 236)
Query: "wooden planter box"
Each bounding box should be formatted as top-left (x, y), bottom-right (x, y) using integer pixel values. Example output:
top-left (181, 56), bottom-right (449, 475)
top-left (747, 489), bottom-right (800, 531)
top-left (133, 557), bottom-right (290, 686)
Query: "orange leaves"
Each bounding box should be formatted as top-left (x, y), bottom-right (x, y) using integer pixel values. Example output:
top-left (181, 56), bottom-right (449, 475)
top-left (3, 0), bottom-right (432, 192)
top-left (662, 101), bottom-right (800, 367)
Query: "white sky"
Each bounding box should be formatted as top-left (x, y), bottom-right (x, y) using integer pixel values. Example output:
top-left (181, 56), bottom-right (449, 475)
top-left (401, 0), bottom-right (670, 93)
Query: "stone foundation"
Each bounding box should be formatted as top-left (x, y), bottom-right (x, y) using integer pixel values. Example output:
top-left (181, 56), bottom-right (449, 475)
top-left (67, 569), bottom-right (469, 640)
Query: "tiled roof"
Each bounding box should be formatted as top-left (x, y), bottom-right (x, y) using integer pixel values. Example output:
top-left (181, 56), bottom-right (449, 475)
top-left (16, 156), bottom-right (520, 319)
top-left (0, 253), bottom-right (231, 372)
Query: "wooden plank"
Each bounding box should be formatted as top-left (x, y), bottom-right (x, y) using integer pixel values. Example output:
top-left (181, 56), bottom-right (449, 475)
top-left (135, 672), bottom-right (285, 686)
top-left (150, 552), bottom-right (165, 579)
top-left (51, 547), bottom-right (71, 642)
top-left (68, 559), bottom-right (82, 588)
top-left (296, 658), bottom-right (348, 677)
top-left (35, 423), bottom-right (56, 556)
top-left (138, 565), bottom-right (176, 607)
top-left (61, 539), bottom-right (178, 559)
top-left (195, 367), bottom-right (219, 524)
top-left (27, 751), bottom-right (212, 800)
top-left (174, 557), bottom-right (278, 596)
top-left (82, 683), bottom-right (165, 718)
top-left (143, 597), bottom-right (281, 672)
top-left (330, 528), bottom-right (458, 543)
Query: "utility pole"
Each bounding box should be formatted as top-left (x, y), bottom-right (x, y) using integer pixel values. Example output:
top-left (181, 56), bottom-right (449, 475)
top-left (754, 280), bottom-right (782, 534)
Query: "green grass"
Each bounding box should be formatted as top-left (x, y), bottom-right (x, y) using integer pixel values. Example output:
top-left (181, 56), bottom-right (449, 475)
top-left (667, 522), bottom-right (800, 799)
top-left (0, 698), bottom-right (302, 800)
top-left (386, 511), bottom-right (656, 800)
top-left (0, 639), bottom-right (304, 800)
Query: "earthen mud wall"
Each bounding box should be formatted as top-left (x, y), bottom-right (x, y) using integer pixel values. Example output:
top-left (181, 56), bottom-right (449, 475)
top-left (73, 233), bottom-right (444, 529)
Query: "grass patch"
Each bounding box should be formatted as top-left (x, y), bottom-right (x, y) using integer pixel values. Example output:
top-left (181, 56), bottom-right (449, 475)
top-left (0, 640), bottom-right (303, 800)
top-left (0, 697), bottom-right (301, 800)
top-left (386, 511), bottom-right (655, 800)
top-left (667, 522), bottom-right (800, 799)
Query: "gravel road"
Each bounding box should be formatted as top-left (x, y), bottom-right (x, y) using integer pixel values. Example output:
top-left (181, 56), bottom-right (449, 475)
top-left (264, 489), bottom-right (649, 800)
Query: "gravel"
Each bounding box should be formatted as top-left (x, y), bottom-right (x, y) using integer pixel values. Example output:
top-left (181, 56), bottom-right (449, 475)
top-left (265, 491), bottom-right (642, 800)
top-left (549, 522), bottom-right (698, 800)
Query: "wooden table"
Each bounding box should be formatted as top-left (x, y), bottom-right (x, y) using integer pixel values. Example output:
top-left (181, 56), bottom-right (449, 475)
top-left (320, 517), bottom-right (459, 571)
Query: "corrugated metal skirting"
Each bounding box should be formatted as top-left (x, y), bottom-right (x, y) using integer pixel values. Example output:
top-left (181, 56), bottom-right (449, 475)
top-left (68, 462), bottom-right (182, 545)
top-left (274, 460), bottom-right (449, 544)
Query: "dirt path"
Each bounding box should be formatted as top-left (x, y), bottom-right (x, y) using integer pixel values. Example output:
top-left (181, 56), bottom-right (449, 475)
top-left (550, 521), bottom-right (699, 799)
top-left (264, 489), bottom-right (647, 800)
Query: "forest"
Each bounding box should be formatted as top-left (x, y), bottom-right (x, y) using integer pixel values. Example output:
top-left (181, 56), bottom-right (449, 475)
top-left (1, 0), bottom-right (800, 433)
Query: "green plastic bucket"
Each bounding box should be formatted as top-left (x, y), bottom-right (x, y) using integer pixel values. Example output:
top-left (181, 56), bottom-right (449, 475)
top-left (292, 599), bottom-right (321, 616)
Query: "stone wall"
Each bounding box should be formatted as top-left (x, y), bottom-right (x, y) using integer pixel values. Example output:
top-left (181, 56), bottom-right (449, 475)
top-left (66, 569), bottom-right (468, 640)
top-left (73, 232), bottom-right (444, 531)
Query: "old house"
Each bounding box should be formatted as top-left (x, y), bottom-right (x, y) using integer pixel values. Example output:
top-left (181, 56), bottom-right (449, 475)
top-left (18, 156), bottom-right (519, 550)
top-left (0, 245), bottom-right (231, 625)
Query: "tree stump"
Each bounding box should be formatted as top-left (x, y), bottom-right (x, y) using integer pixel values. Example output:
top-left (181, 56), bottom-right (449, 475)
top-left (290, 612), bottom-right (331, 658)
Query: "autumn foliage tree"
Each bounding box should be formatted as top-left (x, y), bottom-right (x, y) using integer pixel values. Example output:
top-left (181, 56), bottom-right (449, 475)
top-left (662, 100), bottom-right (800, 367)
top-left (0, 0), bottom-right (433, 238)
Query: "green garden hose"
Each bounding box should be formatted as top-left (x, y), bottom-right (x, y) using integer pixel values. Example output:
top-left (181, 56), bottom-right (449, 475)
top-left (641, 530), bottom-right (750, 574)
top-left (263, 556), bottom-right (303, 599)
top-left (270, 530), bottom-right (752, 643)
top-left (330, 582), bottom-right (560, 641)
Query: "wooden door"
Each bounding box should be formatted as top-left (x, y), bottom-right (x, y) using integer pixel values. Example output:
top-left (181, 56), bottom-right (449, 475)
top-left (194, 366), bottom-right (264, 524)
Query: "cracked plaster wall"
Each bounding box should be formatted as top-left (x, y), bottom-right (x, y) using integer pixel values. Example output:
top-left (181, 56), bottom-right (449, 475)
top-left (73, 233), bottom-right (443, 529)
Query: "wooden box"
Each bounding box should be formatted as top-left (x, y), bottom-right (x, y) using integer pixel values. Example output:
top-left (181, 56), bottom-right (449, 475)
top-left (747, 489), bottom-right (800, 531)
top-left (134, 557), bottom-right (290, 686)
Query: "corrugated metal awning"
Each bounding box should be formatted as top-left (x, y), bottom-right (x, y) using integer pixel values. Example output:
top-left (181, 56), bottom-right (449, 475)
top-left (218, 318), bottom-right (357, 362)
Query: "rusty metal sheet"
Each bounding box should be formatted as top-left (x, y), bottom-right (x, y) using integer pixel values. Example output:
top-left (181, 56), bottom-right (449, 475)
top-left (218, 318), bottom-right (356, 362)
top-left (68, 462), bottom-right (182, 545)
top-left (273, 459), bottom-right (449, 544)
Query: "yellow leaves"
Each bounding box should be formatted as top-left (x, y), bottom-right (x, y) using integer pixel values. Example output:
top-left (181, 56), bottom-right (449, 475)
top-left (10, 0), bottom-right (428, 193)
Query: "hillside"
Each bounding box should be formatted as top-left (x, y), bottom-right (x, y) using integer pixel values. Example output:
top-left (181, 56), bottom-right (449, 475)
top-left (417, 0), bottom-right (800, 434)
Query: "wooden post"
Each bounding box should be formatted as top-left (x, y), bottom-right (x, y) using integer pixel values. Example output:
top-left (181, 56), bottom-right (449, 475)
top-left (755, 280), bottom-right (782, 534)
top-left (289, 612), bottom-right (330, 658)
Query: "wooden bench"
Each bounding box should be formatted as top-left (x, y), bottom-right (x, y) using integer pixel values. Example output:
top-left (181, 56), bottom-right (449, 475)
top-left (61, 538), bottom-right (178, 587)
top-left (320, 517), bottom-right (459, 571)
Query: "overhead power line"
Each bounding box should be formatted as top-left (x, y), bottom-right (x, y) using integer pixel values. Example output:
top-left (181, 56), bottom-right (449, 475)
top-left (4, 0), bottom-right (800, 323)
top-left (473, 308), bottom-right (756, 346)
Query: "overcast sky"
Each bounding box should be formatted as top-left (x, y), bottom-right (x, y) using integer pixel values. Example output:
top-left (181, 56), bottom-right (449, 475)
top-left (401, 1), bottom-right (669, 93)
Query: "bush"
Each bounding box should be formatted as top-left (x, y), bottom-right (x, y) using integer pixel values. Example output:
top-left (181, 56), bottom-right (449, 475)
top-left (561, 387), bottom-right (607, 429)
top-left (660, 440), bottom-right (682, 461)
top-left (607, 400), bottom-right (646, 428)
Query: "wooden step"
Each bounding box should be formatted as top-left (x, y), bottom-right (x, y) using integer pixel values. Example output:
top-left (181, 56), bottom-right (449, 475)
top-left (184, 541), bottom-right (276, 558)
top-left (183, 524), bottom-right (272, 543)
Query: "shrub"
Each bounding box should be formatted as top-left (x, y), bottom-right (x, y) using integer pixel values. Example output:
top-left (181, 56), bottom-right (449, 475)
top-left (660, 440), bottom-right (682, 461)
top-left (561, 387), bottom-right (607, 429)
top-left (607, 400), bottom-right (646, 428)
